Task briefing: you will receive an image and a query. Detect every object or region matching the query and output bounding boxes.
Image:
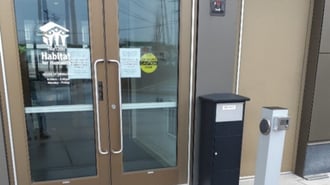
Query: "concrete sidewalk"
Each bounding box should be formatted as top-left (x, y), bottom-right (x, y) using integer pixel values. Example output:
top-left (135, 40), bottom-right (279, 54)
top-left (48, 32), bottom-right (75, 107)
top-left (239, 173), bottom-right (330, 185)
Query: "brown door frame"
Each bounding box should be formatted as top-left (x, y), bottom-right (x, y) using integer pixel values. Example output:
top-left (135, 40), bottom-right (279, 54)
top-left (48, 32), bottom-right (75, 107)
top-left (0, 0), bottom-right (194, 184)
top-left (103, 0), bottom-right (193, 184)
top-left (0, 0), bottom-right (112, 184)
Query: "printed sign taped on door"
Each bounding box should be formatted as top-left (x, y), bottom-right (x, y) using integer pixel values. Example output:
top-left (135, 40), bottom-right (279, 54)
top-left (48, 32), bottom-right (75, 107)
top-left (140, 53), bottom-right (158, 74)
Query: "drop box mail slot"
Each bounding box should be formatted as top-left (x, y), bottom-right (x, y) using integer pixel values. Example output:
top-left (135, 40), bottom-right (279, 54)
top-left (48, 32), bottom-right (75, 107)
top-left (215, 103), bottom-right (243, 122)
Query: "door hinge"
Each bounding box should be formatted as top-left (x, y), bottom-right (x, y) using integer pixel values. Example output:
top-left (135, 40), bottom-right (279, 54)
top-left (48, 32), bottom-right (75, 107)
top-left (98, 81), bottom-right (103, 101)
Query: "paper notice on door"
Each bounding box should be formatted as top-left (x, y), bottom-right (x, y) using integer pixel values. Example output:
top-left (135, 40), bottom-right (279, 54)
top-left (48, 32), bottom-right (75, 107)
top-left (67, 48), bottom-right (91, 79)
top-left (120, 48), bottom-right (141, 78)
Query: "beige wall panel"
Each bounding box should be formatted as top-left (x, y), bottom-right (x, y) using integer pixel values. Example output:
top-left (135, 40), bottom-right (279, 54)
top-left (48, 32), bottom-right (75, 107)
top-left (238, 0), bottom-right (311, 176)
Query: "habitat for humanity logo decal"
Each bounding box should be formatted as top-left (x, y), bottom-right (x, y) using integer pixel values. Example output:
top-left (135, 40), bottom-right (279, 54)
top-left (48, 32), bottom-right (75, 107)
top-left (39, 22), bottom-right (70, 85)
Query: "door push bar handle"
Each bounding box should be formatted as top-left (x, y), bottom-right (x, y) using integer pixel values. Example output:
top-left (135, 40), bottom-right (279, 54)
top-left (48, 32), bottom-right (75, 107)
top-left (108, 59), bottom-right (123, 154)
top-left (94, 59), bottom-right (109, 155)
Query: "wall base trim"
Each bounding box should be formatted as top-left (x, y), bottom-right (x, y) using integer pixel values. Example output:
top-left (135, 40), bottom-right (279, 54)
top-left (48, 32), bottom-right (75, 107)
top-left (304, 173), bottom-right (329, 180)
top-left (303, 143), bottom-right (330, 176)
top-left (239, 171), bottom-right (294, 181)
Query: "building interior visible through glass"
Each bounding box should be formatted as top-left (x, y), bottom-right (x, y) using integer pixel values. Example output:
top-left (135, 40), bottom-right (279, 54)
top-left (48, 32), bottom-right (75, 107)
top-left (14, 0), bottom-right (179, 182)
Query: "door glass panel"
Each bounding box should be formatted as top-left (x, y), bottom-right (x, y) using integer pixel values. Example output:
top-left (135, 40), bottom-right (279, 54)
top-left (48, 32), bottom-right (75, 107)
top-left (14, 0), bottom-right (96, 182)
top-left (118, 0), bottom-right (180, 172)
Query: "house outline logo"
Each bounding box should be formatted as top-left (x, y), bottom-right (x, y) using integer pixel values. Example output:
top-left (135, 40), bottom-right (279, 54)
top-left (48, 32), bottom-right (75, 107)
top-left (40, 21), bottom-right (69, 49)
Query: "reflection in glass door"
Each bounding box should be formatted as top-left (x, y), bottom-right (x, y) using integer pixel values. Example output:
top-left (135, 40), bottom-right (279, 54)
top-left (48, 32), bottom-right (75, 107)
top-left (14, 0), bottom-right (97, 182)
top-left (118, 0), bottom-right (179, 173)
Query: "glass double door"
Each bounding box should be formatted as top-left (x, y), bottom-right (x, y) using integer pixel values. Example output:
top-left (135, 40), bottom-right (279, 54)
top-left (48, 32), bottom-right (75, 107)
top-left (0, 0), bottom-right (192, 185)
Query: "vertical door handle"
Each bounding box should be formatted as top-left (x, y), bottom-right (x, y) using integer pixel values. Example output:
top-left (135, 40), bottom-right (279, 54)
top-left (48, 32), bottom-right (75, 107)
top-left (94, 59), bottom-right (109, 155)
top-left (108, 59), bottom-right (123, 154)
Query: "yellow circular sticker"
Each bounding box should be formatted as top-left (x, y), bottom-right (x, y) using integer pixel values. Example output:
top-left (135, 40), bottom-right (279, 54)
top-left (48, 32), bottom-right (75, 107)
top-left (140, 53), bottom-right (158, 74)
